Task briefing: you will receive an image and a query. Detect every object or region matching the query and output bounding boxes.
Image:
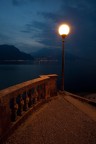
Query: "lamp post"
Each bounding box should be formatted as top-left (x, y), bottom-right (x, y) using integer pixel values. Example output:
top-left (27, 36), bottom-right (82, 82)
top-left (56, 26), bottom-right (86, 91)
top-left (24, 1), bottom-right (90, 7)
top-left (58, 24), bottom-right (70, 91)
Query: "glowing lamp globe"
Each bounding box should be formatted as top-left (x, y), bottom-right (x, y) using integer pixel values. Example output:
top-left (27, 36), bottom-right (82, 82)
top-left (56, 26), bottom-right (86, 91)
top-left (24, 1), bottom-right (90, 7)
top-left (59, 24), bottom-right (70, 38)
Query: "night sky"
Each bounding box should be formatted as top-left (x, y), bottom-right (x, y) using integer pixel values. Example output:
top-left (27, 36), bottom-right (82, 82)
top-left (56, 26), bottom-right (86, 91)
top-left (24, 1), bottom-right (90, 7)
top-left (0, 0), bottom-right (96, 61)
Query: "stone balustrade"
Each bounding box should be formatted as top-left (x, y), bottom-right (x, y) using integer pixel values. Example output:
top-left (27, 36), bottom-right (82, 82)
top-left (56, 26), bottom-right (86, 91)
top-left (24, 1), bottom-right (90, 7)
top-left (0, 74), bottom-right (58, 140)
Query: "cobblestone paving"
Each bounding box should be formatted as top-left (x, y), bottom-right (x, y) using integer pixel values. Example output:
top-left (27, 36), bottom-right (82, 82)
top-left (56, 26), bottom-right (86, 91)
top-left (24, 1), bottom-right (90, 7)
top-left (6, 95), bottom-right (96, 144)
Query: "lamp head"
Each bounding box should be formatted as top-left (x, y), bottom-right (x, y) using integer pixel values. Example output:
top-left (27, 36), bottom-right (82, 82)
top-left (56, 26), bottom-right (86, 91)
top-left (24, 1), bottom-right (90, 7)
top-left (59, 24), bottom-right (70, 38)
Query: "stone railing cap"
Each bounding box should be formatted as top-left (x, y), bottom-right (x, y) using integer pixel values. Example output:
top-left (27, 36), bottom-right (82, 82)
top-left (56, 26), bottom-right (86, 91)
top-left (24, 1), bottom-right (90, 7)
top-left (40, 74), bottom-right (58, 77)
top-left (0, 76), bottom-right (50, 97)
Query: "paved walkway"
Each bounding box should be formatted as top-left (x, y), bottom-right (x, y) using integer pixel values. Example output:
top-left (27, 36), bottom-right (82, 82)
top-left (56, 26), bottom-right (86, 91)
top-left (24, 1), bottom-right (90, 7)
top-left (6, 95), bottom-right (96, 144)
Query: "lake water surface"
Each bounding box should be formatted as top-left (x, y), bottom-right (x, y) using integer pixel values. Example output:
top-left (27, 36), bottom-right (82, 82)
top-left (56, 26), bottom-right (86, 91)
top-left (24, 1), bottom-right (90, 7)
top-left (0, 63), bottom-right (61, 90)
top-left (0, 60), bottom-right (96, 94)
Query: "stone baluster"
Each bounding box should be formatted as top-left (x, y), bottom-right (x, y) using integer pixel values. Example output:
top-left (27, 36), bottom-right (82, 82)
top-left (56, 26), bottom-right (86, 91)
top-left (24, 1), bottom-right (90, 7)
top-left (37, 86), bottom-right (41, 101)
top-left (23, 92), bottom-right (29, 111)
top-left (10, 98), bottom-right (18, 122)
top-left (41, 84), bottom-right (45, 99)
top-left (40, 86), bottom-right (42, 99)
top-left (34, 88), bottom-right (38, 104)
top-left (36, 88), bottom-right (38, 103)
top-left (31, 88), bottom-right (35, 104)
top-left (28, 90), bottom-right (33, 107)
top-left (45, 82), bottom-right (50, 99)
top-left (17, 94), bottom-right (24, 116)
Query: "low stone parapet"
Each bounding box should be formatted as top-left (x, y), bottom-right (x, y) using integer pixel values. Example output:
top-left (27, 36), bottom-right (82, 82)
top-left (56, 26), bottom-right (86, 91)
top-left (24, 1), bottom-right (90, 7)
top-left (0, 74), bottom-right (58, 141)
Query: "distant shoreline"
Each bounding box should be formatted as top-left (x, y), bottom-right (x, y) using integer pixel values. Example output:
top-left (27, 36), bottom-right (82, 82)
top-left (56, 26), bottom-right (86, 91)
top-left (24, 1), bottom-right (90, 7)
top-left (0, 60), bottom-right (34, 64)
top-left (0, 60), bottom-right (59, 65)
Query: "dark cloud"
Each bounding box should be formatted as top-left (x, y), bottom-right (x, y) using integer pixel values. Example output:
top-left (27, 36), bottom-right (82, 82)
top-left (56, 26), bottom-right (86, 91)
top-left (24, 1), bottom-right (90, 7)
top-left (0, 33), bottom-right (12, 43)
top-left (61, 0), bottom-right (96, 10)
top-left (12, 0), bottom-right (28, 6)
top-left (38, 12), bottom-right (60, 22)
top-left (21, 23), bottom-right (35, 33)
top-left (12, 0), bottom-right (22, 6)
top-left (22, 21), bottom-right (46, 32)
top-left (32, 21), bottom-right (47, 29)
top-left (21, 30), bottom-right (30, 33)
top-left (21, 21), bottom-right (46, 40)
top-left (12, 0), bottom-right (49, 6)
top-left (21, 19), bottom-right (60, 49)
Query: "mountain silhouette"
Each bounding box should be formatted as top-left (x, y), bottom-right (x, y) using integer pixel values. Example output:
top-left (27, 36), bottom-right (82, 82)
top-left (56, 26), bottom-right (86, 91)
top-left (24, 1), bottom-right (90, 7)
top-left (0, 44), bottom-right (33, 60)
top-left (31, 48), bottom-right (80, 61)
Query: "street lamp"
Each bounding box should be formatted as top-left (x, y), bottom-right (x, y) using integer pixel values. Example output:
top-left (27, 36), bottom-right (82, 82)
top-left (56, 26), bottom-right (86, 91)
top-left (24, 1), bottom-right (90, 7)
top-left (58, 24), bottom-right (70, 91)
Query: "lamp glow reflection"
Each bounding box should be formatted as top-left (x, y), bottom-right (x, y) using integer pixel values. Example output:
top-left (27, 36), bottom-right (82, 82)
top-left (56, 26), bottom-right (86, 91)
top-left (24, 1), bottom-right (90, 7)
top-left (58, 24), bottom-right (70, 91)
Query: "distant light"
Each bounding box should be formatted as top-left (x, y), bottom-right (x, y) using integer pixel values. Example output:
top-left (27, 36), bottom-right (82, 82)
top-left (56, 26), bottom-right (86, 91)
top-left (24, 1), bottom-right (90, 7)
top-left (59, 24), bottom-right (70, 36)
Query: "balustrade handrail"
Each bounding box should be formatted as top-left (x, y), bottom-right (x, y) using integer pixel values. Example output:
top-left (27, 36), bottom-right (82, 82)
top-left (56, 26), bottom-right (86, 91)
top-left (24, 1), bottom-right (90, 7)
top-left (0, 77), bottom-right (50, 97)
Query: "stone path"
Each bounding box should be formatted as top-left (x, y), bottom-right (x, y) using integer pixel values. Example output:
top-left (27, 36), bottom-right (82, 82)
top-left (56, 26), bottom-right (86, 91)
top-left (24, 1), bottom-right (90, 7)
top-left (6, 95), bottom-right (96, 144)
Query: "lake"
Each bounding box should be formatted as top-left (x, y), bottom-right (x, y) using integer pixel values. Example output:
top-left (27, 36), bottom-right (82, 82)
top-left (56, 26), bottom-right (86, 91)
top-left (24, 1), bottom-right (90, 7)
top-left (0, 63), bottom-right (61, 90)
top-left (0, 60), bottom-right (96, 94)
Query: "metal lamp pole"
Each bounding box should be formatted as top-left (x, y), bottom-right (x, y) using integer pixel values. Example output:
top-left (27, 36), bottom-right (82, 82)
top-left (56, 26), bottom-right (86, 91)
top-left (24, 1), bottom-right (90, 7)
top-left (58, 24), bottom-right (70, 91)
top-left (61, 35), bottom-right (66, 91)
